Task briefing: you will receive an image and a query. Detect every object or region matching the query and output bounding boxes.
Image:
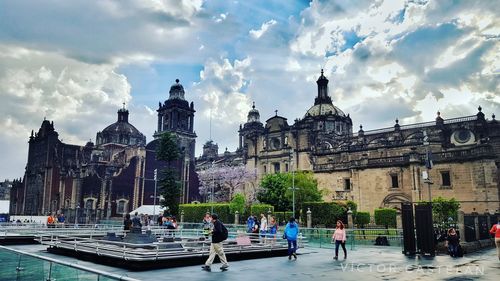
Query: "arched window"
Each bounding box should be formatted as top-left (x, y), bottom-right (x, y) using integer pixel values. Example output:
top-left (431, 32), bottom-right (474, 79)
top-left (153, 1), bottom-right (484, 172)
top-left (117, 199), bottom-right (128, 214)
top-left (85, 199), bottom-right (94, 210)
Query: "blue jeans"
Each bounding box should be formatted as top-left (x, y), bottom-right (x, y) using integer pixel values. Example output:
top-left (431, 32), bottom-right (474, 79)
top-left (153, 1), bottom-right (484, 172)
top-left (335, 240), bottom-right (347, 258)
top-left (287, 239), bottom-right (297, 255)
top-left (448, 244), bottom-right (458, 257)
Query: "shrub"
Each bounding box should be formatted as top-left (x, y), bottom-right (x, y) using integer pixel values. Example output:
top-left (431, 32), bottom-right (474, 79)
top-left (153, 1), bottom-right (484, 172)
top-left (180, 203), bottom-right (231, 223)
top-left (355, 211), bottom-right (370, 228)
top-left (250, 204), bottom-right (274, 217)
top-left (301, 202), bottom-right (348, 228)
top-left (374, 208), bottom-right (397, 228)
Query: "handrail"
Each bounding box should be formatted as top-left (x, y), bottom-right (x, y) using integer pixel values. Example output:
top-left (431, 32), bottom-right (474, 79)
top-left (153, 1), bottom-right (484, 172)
top-left (0, 245), bottom-right (140, 281)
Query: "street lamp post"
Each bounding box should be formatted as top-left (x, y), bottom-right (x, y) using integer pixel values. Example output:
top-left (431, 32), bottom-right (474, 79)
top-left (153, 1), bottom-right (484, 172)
top-left (289, 149), bottom-right (298, 219)
top-left (211, 161), bottom-right (215, 214)
top-left (153, 169), bottom-right (158, 218)
top-left (423, 131), bottom-right (433, 202)
top-left (75, 204), bottom-right (80, 226)
top-left (291, 169), bottom-right (296, 218)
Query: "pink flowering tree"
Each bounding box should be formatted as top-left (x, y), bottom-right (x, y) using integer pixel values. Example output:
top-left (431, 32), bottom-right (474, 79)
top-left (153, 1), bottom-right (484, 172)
top-left (198, 164), bottom-right (257, 202)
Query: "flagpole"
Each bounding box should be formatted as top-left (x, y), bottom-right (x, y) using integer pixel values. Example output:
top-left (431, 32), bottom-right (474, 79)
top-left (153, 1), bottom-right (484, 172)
top-left (423, 131), bottom-right (433, 202)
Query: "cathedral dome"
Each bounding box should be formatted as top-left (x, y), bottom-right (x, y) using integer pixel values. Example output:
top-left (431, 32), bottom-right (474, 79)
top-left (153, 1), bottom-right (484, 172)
top-left (247, 102), bottom-right (261, 123)
top-left (168, 79), bottom-right (185, 100)
top-left (96, 107), bottom-right (146, 146)
top-left (305, 103), bottom-right (346, 117)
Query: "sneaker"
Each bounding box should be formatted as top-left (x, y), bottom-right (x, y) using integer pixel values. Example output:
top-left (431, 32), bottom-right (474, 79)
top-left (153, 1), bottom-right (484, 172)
top-left (220, 265), bottom-right (229, 270)
top-left (288, 255), bottom-right (292, 260)
top-left (201, 265), bottom-right (211, 271)
top-left (293, 253), bottom-right (297, 260)
top-left (333, 256), bottom-right (338, 260)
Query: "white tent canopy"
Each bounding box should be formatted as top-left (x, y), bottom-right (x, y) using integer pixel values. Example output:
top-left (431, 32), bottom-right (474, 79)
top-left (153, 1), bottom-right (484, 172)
top-left (129, 205), bottom-right (166, 216)
top-left (0, 200), bottom-right (9, 214)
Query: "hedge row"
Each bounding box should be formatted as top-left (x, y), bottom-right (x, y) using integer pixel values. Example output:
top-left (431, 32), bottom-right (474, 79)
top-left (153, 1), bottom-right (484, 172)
top-left (179, 203), bottom-right (232, 223)
top-left (179, 203), bottom-right (275, 224)
top-left (301, 202), bottom-right (348, 228)
top-left (250, 204), bottom-right (274, 217)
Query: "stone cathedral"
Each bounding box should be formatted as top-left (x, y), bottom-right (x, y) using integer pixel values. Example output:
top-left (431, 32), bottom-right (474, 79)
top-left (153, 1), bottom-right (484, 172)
top-left (10, 80), bottom-right (199, 220)
top-left (204, 70), bottom-right (500, 214)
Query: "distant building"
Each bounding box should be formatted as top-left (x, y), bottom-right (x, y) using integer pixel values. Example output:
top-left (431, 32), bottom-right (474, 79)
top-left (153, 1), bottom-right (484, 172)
top-left (10, 80), bottom-right (199, 219)
top-left (0, 179), bottom-right (15, 200)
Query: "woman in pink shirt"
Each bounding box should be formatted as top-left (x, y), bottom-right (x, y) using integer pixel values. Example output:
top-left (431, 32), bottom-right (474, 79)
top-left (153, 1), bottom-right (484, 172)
top-left (331, 220), bottom-right (347, 260)
top-left (490, 218), bottom-right (500, 260)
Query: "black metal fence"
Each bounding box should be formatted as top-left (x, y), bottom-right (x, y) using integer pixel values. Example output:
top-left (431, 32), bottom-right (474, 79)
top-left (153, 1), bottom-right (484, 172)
top-left (463, 213), bottom-right (498, 242)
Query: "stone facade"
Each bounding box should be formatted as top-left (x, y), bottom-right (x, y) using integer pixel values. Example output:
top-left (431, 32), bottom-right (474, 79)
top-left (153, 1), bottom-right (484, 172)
top-left (235, 70), bottom-right (499, 214)
top-left (10, 80), bottom-right (199, 218)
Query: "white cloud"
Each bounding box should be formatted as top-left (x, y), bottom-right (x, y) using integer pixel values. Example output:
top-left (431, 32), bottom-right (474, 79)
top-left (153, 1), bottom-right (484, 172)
top-left (0, 45), bottom-right (133, 178)
top-left (249, 20), bottom-right (277, 39)
top-left (287, 0), bottom-right (500, 131)
top-left (191, 57), bottom-right (252, 149)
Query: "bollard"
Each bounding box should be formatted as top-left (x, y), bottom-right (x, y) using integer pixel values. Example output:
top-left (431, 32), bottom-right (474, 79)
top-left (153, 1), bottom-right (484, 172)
top-left (306, 208), bottom-right (312, 228)
top-left (235, 211), bottom-right (239, 225)
top-left (347, 208), bottom-right (353, 228)
top-left (180, 210), bottom-right (184, 224)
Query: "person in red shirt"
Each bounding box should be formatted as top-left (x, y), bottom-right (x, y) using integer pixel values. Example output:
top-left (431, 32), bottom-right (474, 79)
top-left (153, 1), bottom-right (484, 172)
top-left (490, 217), bottom-right (500, 260)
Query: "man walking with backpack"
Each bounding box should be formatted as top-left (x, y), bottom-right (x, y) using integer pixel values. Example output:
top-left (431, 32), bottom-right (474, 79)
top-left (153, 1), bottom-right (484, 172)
top-left (202, 213), bottom-right (229, 271)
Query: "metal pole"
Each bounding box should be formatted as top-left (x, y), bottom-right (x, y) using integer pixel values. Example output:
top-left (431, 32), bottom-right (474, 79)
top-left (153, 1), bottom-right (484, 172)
top-left (75, 205), bottom-right (79, 226)
top-left (292, 169), bottom-right (295, 218)
top-left (153, 169), bottom-right (157, 219)
top-left (423, 131), bottom-right (433, 202)
top-left (289, 149), bottom-right (297, 219)
top-left (211, 162), bottom-right (215, 214)
top-left (427, 180), bottom-right (432, 202)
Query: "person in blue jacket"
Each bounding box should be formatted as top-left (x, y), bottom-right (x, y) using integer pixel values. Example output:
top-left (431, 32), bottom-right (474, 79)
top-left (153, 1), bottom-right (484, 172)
top-left (246, 215), bottom-right (255, 233)
top-left (284, 217), bottom-right (299, 260)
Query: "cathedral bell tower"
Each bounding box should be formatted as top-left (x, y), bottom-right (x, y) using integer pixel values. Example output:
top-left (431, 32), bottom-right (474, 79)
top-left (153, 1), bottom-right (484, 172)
top-left (150, 79), bottom-right (197, 204)
top-left (154, 79), bottom-right (196, 161)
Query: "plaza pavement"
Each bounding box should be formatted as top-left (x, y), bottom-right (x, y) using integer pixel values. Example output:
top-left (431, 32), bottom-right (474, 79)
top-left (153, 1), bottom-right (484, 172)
top-left (9, 244), bottom-right (499, 281)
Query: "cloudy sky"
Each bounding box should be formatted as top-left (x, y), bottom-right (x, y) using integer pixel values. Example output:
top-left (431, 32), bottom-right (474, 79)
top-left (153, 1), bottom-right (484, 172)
top-left (0, 0), bottom-right (499, 180)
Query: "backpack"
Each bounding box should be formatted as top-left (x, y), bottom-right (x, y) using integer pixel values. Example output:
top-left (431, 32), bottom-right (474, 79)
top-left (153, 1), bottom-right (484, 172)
top-left (221, 223), bottom-right (228, 240)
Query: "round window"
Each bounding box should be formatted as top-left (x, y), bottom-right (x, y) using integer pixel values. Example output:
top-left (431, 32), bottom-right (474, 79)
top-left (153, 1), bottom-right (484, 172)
top-left (454, 129), bottom-right (471, 144)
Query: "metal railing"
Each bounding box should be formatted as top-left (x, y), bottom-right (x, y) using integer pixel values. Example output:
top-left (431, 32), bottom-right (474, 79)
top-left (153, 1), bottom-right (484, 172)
top-left (0, 224), bottom-right (125, 240)
top-left (38, 228), bottom-right (307, 262)
top-left (298, 228), bottom-right (402, 250)
top-left (0, 245), bottom-right (139, 281)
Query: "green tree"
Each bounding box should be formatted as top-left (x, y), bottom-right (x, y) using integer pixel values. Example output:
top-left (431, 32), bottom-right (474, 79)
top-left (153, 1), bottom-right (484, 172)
top-left (292, 171), bottom-right (323, 213)
top-left (257, 173), bottom-right (291, 211)
top-left (156, 132), bottom-right (181, 216)
top-left (432, 196), bottom-right (460, 228)
top-left (257, 171), bottom-right (323, 211)
top-left (229, 193), bottom-right (246, 215)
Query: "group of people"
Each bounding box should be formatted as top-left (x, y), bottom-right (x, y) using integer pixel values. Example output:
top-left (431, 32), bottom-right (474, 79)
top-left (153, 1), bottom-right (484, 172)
top-left (46, 212), bottom-right (65, 227)
top-left (123, 212), bottom-right (179, 231)
top-left (246, 213), bottom-right (278, 241)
